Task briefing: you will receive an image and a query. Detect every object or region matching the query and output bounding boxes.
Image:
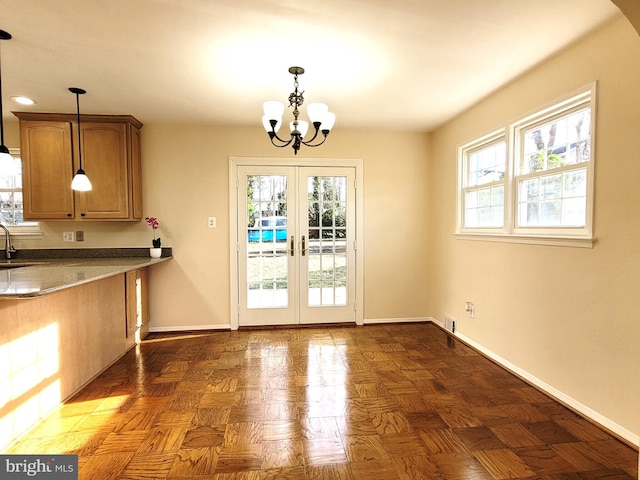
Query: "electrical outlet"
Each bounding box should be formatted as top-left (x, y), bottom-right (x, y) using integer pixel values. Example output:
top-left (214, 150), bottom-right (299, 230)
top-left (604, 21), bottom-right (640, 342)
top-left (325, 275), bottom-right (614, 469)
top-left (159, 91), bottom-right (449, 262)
top-left (208, 216), bottom-right (217, 229)
top-left (75, 231), bottom-right (84, 242)
top-left (63, 231), bottom-right (74, 242)
top-left (465, 301), bottom-right (475, 318)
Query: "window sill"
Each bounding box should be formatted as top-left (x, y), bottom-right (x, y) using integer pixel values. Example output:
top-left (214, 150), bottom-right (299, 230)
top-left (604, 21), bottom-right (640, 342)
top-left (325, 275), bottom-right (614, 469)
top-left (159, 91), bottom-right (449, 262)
top-left (454, 232), bottom-right (595, 248)
top-left (5, 229), bottom-right (43, 240)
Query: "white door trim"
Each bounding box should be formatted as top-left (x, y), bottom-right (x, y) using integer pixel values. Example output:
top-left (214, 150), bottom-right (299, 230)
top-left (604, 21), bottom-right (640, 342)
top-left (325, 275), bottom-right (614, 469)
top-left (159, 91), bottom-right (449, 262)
top-left (229, 156), bottom-right (364, 330)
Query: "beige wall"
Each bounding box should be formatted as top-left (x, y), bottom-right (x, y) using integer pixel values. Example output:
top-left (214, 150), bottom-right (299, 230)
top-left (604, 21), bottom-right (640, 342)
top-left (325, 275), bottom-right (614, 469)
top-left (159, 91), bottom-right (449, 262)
top-left (5, 123), bottom-right (432, 327)
top-left (142, 126), bottom-right (432, 328)
top-left (429, 15), bottom-right (639, 440)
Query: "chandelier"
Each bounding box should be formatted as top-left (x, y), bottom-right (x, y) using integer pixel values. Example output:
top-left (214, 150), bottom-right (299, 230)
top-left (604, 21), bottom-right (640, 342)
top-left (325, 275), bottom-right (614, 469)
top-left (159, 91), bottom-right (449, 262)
top-left (262, 66), bottom-right (335, 155)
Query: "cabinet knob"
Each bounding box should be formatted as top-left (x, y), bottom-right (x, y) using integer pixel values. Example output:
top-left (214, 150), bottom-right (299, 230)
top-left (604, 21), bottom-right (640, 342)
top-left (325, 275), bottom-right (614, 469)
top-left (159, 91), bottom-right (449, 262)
top-left (67, 213), bottom-right (72, 217)
top-left (80, 213), bottom-right (86, 217)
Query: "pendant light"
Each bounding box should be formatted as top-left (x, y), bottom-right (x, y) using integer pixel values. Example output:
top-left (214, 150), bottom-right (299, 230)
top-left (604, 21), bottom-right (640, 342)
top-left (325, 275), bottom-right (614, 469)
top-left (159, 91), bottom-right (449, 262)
top-left (69, 87), bottom-right (92, 191)
top-left (0, 30), bottom-right (13, 167)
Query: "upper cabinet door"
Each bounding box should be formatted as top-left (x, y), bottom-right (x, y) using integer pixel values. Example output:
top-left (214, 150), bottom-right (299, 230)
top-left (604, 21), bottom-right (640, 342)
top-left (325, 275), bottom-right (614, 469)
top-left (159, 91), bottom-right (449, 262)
top-left (129, 125), bottom-right (143, 221)
top-left (20, 120), bottom-right (76, 220)
top-left (75, 122), bottom-right (129, 219)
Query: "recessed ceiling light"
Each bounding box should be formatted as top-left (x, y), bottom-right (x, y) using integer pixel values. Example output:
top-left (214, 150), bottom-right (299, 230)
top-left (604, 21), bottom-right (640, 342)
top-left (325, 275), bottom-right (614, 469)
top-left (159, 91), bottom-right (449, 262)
top-left (11, 96), bottom-right (35, 105)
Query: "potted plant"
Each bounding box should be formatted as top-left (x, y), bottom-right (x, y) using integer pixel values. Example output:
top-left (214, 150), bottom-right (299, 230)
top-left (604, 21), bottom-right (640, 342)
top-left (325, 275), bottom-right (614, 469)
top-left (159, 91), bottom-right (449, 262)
top-left (145, 216), bottom-right (162, 257)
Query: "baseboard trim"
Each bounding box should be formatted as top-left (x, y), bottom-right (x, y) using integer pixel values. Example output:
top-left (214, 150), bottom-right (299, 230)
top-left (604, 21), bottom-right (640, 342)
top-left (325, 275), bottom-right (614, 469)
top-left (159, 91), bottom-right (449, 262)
top-left (433, 322), bottom-right (638, 448)
top-left (149, 324), bottom-right (232, 333)
top-left (364, 316), bottom-right (432, 325)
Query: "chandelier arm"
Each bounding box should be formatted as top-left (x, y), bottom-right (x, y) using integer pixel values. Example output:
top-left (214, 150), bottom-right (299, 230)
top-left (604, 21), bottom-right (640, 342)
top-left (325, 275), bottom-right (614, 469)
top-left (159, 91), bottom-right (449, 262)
top-left (270, 139), bottom-right (295, 149)
top-left (297, 122), bottom-right (321, 145)
top-left (301, 133), bottom-right (329, 148)
top-left (267, 130), bottom-right (294, 147)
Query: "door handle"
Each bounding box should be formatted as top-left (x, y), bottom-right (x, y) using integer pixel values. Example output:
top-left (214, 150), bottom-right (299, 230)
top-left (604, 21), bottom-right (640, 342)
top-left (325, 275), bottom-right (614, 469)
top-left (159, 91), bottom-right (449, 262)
top-left (302, 235), bottom-right (307, 256)
top-left (289, 236), bottom-right (295, 256)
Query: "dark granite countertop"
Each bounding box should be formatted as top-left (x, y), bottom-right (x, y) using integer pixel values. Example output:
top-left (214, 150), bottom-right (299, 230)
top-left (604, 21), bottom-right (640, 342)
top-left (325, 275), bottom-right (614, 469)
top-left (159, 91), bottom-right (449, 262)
top-left (0, 248), bottom-right (172, 298)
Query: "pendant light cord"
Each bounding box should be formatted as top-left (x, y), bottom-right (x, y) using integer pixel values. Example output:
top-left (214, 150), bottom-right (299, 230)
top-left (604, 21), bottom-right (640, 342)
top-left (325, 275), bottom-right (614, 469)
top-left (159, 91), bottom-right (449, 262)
top-left (0, 35), bottom-right (5, 147)
top-left (75, 91), bottom-right (82, 170)
top-left (0, 30), bottom-right (13, 153)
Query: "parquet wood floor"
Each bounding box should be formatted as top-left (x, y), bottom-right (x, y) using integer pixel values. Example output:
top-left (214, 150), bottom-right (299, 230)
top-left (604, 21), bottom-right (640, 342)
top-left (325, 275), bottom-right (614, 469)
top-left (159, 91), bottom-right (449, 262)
top-left (7, 323), bottom-right (638, 479)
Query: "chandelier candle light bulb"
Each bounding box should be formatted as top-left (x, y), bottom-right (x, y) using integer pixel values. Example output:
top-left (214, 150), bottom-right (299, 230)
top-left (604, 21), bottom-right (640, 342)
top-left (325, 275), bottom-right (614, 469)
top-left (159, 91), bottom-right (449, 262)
top-left (262, 66), bottom-right (335, 155)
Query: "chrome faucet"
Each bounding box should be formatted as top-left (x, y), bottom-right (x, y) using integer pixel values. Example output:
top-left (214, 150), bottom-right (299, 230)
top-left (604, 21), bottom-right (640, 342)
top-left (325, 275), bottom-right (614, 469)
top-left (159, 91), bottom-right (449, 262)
top-left (0, 223), bottom-right (16, 259)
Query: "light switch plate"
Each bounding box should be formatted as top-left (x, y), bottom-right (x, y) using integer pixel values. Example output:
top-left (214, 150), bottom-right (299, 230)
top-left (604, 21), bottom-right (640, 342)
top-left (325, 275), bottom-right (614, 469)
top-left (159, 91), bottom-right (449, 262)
top-left (208, 217), bottom-right (217, 229)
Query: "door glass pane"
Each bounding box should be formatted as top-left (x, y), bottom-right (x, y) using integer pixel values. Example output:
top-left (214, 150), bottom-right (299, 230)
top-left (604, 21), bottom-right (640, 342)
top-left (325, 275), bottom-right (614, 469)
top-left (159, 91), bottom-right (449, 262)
top-left (307, 176), bottom-right (347, 307)
top-left (246, 175), bottom-right (288, 309)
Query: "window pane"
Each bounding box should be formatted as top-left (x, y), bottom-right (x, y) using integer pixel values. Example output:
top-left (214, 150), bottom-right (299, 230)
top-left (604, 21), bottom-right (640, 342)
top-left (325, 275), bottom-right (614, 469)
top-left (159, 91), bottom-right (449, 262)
top-left (540, 200), bottom-right (561, 224)
top-left (492, 185), bottom-right (504, 206)
top-left (0, 154), bottom-right (27, 226)
top-left (478, 188), bottom-right (491, 207)
top-left (541, 174), bottom-right (562, 200)
top-left (491, 206), bottom-right (504, 226)
top-left (464, 185), bottom-right (504, 228)
top-left (465, 206), bottom-right (478, 227)
top-left (521, 107), bottom-right (590, 175)
top-left (466, 190), bottom-right (478, 208)
top-left (467, 141), bottom-right (505, 187)
top-left (519, 201), bottom-right (539, 225)
top-left (518, 168), bottom-right (586, 227)
top-left (478, 207), bottom-right (491, 225)
top-left (246, 175), bottom-right (289, 309)
top-left (335, 204), bottom-right (346, 227)
top-left (562, 197), bottom-right (586, 225)
top-left (307, 175), bottom-right (348, 307)
top-left (563, 169), bottom-right (586, 197)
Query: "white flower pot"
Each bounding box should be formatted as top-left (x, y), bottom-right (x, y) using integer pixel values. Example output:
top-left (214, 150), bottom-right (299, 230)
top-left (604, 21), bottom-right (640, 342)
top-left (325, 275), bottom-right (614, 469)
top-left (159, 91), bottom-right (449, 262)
top-left (150, 247), bottom-right (162, 258)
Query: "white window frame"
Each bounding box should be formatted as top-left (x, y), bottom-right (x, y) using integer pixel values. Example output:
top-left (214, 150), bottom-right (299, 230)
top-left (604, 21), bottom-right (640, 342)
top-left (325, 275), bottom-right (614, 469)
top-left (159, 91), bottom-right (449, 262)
top-left (456, 84), bottom-right (596, 248)
top-left (0, 148), bottom-right (41, 237)
top-left (457, 129), bottom-right (508, 235)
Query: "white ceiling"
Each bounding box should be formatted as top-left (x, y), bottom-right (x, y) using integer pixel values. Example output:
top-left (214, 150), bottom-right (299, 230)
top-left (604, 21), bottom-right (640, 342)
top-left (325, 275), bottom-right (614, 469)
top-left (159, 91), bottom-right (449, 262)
top-left (0, 0), bottom-right (621, 131)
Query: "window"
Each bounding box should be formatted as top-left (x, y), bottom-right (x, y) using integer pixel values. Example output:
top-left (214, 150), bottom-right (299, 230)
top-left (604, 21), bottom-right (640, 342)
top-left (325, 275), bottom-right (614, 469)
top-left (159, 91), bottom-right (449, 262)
top-left (461, 132), bottom-right (506, 230)
top-left (457, 85), bottom-right (595, 247)
top-left (0, 148), bottom-right (38, 233)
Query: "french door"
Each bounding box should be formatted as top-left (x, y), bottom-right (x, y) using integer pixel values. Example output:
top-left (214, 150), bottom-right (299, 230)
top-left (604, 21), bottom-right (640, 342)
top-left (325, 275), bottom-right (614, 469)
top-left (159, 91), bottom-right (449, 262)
top-left (236, 165), bottom-right (356, 326)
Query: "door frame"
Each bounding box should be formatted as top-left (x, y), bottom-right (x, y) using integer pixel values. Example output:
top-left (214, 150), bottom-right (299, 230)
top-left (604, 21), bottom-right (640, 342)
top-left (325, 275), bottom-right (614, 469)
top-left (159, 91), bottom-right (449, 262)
top-left (229, 156), bottom-right (364, 330)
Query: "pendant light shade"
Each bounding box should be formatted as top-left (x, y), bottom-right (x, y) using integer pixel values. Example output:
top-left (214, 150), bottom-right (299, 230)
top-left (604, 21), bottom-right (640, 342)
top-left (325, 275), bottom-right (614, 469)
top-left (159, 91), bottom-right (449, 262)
top-left (71, 169), bottom-right (92, 191)
top-left (69, 87), bottom-right (92, 191)
top-left (0, 30), bottom-right (13, 168)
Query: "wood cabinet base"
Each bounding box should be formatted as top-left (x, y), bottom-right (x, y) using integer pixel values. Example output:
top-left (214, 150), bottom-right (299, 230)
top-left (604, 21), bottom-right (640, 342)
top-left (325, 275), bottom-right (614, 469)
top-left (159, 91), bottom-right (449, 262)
top-left (0, 275), bottom-right (134, 451)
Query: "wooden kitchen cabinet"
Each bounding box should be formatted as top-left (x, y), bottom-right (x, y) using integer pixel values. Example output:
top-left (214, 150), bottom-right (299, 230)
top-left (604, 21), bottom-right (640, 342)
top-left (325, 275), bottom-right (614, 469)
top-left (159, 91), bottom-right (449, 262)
top-left (125, 268), bottom-right (149, 350)
top-left (14, 112), bottom-right (143, 221)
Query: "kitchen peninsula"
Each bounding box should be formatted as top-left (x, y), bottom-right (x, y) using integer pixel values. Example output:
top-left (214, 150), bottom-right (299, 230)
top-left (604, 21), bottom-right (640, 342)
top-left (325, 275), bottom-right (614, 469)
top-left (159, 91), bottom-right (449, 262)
top-left (0, 249), bottom-right (171, 451)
